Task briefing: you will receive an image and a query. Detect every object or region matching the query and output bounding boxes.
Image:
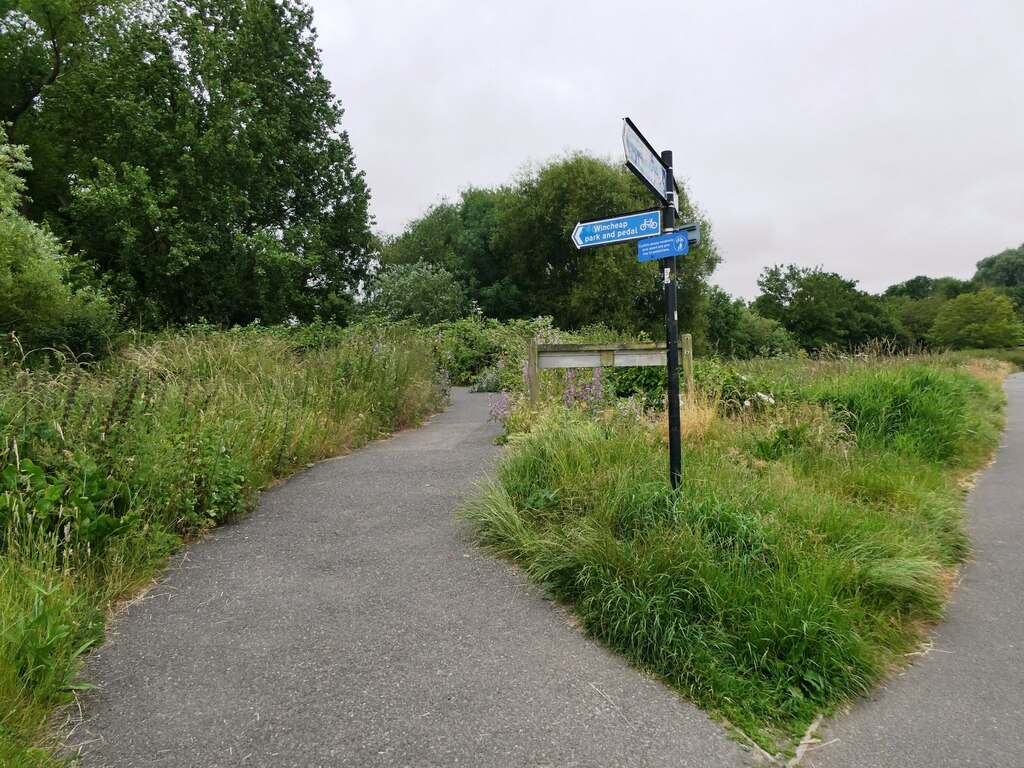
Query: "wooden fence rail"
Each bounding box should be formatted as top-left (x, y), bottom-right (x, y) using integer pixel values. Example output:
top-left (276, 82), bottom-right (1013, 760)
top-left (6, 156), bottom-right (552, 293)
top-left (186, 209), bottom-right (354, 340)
top-left (527, 334), bottom-right (693, 404)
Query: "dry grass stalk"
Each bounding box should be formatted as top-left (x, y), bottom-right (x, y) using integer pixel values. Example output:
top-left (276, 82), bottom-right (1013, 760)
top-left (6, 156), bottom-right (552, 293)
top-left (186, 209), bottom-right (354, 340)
top-left (656, 391), bottom-right (719, 445)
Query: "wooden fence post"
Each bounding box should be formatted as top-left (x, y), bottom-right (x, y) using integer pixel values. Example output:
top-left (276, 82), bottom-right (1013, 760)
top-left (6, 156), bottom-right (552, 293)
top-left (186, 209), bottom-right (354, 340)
top-left (681, 334), bottom-right (694, 402)
top-left (528, 338), bottom-right (540, 404)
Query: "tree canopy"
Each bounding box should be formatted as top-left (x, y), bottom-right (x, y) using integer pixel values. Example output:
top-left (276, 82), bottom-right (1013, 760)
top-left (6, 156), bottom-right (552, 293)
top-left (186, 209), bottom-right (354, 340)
top-left (752, 265), bottom-right (903, 351)
top-left (4, 0), bottom-right (373, 328)
top-left (381, 153), bottom-right (720, 339)
top-left (973, 243), bottom-right (1024, 308)
top-left (928, 288), bottom-right (1024, 349)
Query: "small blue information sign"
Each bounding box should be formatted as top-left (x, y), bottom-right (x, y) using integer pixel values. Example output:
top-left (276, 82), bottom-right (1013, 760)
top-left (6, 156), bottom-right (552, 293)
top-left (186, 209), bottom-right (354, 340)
top-left (637, 231), bottom-right (690, 263)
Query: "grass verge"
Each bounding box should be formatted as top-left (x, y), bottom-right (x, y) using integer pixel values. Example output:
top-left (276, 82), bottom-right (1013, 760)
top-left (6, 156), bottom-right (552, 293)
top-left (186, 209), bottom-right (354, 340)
top-left (463, 356), bottom-right (1009, 750)
top-left (0, 323), bottom-right (446, 766)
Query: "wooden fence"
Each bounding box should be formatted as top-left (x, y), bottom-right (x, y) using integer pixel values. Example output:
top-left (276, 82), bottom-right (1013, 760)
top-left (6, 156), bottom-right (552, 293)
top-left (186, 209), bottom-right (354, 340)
top-left (527, 334), bottom-right (693, 404)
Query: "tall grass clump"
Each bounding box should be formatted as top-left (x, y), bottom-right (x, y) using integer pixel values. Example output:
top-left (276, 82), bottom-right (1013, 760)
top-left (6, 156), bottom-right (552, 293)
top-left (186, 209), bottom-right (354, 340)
top-left (804, 365), bottom-right (980, 462)
top-left (464, 356), bottom-right (1008, 750)
top-left (0, 322), bottom-right (446, 766)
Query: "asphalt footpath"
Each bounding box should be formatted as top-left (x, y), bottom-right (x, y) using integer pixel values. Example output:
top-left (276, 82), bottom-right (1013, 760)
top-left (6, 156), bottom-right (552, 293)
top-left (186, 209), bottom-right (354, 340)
top-left (802, 372), bottom-right (1024, 768)
top-left (67, 388), bottom-right (753, 768)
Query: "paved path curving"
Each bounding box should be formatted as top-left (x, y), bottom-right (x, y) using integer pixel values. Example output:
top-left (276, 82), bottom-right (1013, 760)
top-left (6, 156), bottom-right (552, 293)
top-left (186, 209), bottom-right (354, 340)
top-left (68, 389), bottom-right (752, 768)
top-left (67, 376), bottom-right (1024, 768)
top-left (802, 373), bottom-right (1024, 768)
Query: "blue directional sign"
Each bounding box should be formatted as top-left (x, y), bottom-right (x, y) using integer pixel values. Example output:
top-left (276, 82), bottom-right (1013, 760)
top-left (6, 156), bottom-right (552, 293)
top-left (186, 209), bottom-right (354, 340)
top-left (637, 231), bottom-right (690, 263)
top-left (572, 209), bottom-right (661, 249)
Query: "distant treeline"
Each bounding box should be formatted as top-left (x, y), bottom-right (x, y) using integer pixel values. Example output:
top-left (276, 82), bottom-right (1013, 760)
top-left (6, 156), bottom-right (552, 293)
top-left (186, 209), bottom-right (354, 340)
top-left (371, 172), bottom-right (1024, 354)
top-left (703, 256), bottom-right (1024, 357)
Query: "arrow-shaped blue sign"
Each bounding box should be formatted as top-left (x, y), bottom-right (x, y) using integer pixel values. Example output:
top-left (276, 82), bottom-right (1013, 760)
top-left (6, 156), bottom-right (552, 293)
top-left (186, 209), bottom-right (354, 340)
top-left (572, 209), bottom-right (661, 249)
top-left (637, 231), bottom-right (690, 263)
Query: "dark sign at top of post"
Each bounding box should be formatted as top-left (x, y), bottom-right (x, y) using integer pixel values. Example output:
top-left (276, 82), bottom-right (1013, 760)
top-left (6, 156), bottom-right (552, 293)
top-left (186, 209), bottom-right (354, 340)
top-left (622, 118), bottom-right (671, 207)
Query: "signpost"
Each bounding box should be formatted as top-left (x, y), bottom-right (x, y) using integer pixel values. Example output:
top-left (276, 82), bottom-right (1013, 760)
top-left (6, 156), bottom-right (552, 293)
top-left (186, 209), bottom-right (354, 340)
top-left (561, 118), bottom-right (699, 489)
top-left (655, 145), bottom-right (683, 491)
top-left (572, 210), bottom-right (662, 249)
top-left (619, 118), bottom-right (685, 488)
top-left (678, 222), bottom-right (701, 246)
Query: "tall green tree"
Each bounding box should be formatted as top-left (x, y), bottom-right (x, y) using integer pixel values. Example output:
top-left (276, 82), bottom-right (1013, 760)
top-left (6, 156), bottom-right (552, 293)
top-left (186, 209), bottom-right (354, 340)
top-left (704, 285), bottom-right (742, 353)
top-left (704, 285), bottom-right (795, 358)
top-left (9, 0), bottom-right (372, 327)
top-left (882, 295), bottom-right (944, 347)
top-left (880, 273), bottom-right (977, 348)
top-left (751, 264), bottom-right (807, 323)
top-left (0, 0), bottom-right (110, 133)
top-left (974, 243), bottom-right (1024, 309)
top-left (883, 275), bottom-right (973, 302)
top-left (382, 201), bottom-right (466, 276)
top-left (883, 275), bottom-right (937, 301)
top-left (928, 288), bottom-right (1024, 349)
top-left (363, 262), bottom-right (471, 325)
top-left (383, 154), bottom-right (719, 338)
top-left (381, 187), bottom-right (510, 314)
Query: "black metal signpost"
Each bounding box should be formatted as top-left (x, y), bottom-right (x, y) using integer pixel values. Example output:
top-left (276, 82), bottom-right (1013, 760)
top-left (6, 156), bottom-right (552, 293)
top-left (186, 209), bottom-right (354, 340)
top-left (621, 118), bottom-right (684, 489)
top-left (570, 118), bottom-right (694, 490)
top-left (659, 149), bottom-right (682, 490)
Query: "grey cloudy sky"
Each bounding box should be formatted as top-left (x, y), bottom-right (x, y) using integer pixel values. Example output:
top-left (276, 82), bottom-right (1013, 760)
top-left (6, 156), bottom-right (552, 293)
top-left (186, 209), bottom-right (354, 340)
top-left (308, 0), bottom-right (1023, 300)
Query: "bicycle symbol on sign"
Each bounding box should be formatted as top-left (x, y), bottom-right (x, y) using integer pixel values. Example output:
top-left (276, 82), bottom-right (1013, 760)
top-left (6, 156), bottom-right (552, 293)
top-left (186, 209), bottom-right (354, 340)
top-left (640, 217), bottom-right (658, 232)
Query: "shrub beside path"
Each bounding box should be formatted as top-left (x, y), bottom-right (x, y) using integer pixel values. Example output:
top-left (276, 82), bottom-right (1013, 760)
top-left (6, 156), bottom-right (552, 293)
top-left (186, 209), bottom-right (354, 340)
top-left (66, 389), bottom-right (752, 767)
top-left (803, 373), bottom-right (1024, 768)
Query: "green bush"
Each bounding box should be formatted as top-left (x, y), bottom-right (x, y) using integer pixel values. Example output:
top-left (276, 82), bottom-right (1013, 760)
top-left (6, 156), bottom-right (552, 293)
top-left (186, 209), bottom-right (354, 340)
top-left (927, 288), bottom-right (1024, 349)
top-left (428, 317), bottom-right (505, 385)
top-left (608, 358), bottom-right (777, 412)
top-left (0, 127), bottom-right (119, 362)
top-left (426, 316), bottom-right (565, 388)
top-left (607, 365), bottom-right (666, 406)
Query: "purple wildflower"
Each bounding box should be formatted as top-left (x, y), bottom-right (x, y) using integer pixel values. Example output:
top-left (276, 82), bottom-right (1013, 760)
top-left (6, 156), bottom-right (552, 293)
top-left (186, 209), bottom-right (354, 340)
top-left (488, 391), bottom-right (513, 424)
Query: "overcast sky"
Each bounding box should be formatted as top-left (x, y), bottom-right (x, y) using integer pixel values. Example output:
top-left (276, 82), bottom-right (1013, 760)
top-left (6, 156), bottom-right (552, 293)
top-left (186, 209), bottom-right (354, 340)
top-left (308, 0), bottom-right (1022, 300)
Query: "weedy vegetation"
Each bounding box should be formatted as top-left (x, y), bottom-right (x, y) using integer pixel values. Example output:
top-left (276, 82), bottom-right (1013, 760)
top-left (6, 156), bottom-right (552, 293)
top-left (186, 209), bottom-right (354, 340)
top-left (464, 349), bottom-right (1011, 750)
top-left (1, 314), bottom-right (1016, 764)
top-left (0, 323), bottom-right (446, 766)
